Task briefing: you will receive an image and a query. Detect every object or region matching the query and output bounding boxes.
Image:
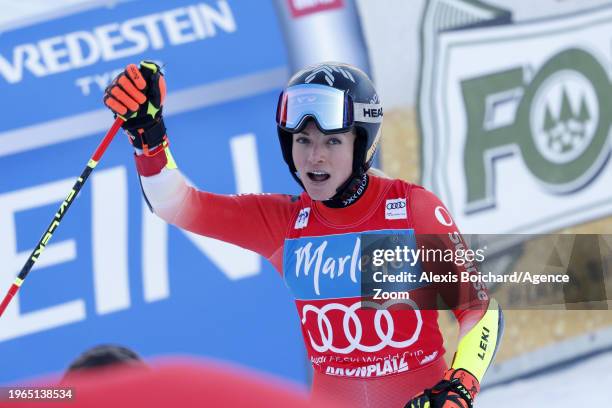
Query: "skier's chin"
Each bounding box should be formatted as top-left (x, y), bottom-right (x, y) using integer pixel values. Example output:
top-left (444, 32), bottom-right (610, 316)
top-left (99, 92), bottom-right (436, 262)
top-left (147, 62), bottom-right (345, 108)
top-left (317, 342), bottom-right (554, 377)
top-left (304, 181), bottom-right (336, 201)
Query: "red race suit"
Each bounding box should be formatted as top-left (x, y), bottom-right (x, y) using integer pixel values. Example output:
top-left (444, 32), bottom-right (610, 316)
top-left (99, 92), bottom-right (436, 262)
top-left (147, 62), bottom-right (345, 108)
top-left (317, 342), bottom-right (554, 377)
top-left (135, 152), bottom-right (491, 407)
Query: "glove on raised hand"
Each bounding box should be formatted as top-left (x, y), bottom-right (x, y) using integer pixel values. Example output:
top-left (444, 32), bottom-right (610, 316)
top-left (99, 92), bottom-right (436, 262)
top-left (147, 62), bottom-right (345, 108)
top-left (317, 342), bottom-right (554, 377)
top-left (103, 61), bottom-right (167, 155)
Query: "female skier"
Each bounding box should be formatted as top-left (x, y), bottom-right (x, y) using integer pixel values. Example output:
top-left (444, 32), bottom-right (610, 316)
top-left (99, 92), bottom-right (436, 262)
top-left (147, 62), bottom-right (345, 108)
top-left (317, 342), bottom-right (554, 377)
top-left (103, 61), bottom-right (503, 408)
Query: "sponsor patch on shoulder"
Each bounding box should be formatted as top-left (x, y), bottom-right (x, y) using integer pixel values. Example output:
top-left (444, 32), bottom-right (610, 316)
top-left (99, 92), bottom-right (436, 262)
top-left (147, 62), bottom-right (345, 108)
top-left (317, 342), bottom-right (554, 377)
top-left (434, 205), bottom-right (454, 226)
top-left (295, 207), bottom-right (311, 229)
top-left (385, 198), bottom-right (407, 220)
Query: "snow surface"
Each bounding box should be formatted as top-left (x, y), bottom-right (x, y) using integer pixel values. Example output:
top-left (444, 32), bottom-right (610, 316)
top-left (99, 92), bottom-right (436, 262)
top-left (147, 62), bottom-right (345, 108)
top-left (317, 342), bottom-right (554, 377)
top-left (477, 351), bottom-right (612, 407)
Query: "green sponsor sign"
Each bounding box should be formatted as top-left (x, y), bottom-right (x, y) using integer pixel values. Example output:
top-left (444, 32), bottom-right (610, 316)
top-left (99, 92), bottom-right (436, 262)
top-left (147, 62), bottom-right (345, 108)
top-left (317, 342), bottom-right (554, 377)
top-left (419, 0), bottom-right (612, 233)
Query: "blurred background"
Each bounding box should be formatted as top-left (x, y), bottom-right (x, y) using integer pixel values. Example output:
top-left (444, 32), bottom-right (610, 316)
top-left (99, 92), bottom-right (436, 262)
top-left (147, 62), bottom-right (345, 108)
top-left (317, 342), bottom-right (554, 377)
top-left (0, 0), bottom-right (611, 406)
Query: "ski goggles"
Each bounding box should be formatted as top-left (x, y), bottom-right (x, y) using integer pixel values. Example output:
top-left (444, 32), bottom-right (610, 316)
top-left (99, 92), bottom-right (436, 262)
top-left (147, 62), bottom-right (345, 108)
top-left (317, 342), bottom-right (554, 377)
top-left (276, 84), bottom-right (382, 133)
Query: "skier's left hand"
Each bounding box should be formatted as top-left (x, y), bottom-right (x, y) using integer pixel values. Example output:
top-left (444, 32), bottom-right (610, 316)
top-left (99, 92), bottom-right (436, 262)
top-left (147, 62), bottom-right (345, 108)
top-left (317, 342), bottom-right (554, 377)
top-left (404, 368), bottom-right (479, 408)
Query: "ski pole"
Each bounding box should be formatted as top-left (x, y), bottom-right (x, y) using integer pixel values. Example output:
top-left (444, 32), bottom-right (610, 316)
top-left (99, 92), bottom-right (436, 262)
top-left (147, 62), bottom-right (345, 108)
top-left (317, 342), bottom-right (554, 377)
top-left (0, 117), bottom-right (124, 318)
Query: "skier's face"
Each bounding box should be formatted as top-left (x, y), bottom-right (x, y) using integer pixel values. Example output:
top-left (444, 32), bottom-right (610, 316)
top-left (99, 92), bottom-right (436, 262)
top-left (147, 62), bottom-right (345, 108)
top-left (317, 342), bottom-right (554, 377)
top-left (292, 120), bottom-right (355, 201)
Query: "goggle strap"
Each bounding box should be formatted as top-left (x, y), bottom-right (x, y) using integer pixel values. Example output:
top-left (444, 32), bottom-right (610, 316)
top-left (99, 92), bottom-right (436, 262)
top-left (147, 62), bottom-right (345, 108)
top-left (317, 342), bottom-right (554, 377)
top-left (344, 93), bottom-right (353, 127)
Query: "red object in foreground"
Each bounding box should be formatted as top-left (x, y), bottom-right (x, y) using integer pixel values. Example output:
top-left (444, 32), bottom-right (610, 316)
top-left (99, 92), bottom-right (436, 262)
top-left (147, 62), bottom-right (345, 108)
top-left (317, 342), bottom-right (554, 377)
top-left (0, 285), bottom-right (19, 320)
top-left (92, 117), bottom-right (124, 162)
top-left (0, 359), bottom-right (344, 408)
top-left (0, 117), bottom-right (124, 319)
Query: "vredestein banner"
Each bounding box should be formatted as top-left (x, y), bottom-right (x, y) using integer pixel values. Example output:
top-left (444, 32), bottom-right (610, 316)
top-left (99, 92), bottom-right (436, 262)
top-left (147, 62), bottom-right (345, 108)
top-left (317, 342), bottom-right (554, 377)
top-left (419, 0), bottom-right (612, 234)
top-left (0, 0), bottom-right (372, 385)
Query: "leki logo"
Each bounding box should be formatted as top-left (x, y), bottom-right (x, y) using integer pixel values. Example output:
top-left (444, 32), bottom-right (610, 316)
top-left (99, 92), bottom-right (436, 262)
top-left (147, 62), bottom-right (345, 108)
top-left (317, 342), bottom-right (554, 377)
top-left (461, 48), bottom-right (611, 212)
top-left (305, 64), bottom-right (355, 86)
top-left (288, 0), bottom-right (344, 18)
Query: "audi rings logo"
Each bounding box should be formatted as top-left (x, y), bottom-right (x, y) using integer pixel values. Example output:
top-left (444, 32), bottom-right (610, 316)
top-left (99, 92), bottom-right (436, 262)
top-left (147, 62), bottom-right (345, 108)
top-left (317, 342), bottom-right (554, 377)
top-left (301, 299), bottom-right (423, 354)
top-left (386, 201), bottom-right (406, 210)
top-left (385, 198), bottom-right (407, 220)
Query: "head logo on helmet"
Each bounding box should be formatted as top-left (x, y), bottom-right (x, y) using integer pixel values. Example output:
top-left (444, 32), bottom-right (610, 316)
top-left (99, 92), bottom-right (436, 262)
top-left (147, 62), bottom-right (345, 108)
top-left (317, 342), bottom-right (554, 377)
top-left (304, 64), bottom-right (356, 86)
top-left (276, 62), bottom-right (383, 204)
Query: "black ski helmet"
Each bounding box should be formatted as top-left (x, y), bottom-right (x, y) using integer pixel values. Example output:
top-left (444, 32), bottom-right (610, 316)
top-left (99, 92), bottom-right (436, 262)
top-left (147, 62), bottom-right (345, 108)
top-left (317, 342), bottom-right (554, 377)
top-left (276, 62), bottom-right (383, 190)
